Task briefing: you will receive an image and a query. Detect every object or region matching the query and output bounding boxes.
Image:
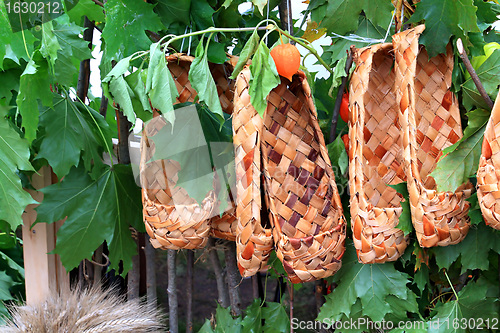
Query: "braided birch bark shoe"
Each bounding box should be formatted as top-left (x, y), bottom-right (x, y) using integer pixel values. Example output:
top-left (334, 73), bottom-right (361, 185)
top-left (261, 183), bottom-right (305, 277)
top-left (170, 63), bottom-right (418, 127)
top-left (141, 54), bottom-right (239, 249)
top-left (233, 68), bottom-right (274, 277)
top-left (261, 71), bottom-right (346, 283)
top-left (349, 43), bottom-right (409, 263)
top-left (393, 25), bottom-right (473, 247)
top-left (477, 91), bottom-right (500, 230)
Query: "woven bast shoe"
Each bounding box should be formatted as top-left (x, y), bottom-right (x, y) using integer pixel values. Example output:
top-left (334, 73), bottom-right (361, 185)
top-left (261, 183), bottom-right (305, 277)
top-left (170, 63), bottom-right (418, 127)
top-left (141, 54), bottom-right (238, 249)
top-left (260, 71), bottom-right (346, 283)
top-left (393, 25), bottom-right (473, 248)
top-left (232, 68), bottom-right (274, 277)
top-left (477, 91), bottom-right (500, 230)
top-left (349, 43), bottom-right (409, 264)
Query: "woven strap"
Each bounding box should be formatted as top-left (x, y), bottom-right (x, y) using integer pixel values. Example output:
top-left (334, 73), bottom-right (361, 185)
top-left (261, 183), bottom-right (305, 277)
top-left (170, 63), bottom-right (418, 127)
top-left (393, 25), bottom-right (473, 247)
top-left (349, 43), bottom-right (408, 264)
top-left (233, 69), bottom-right (273, 277)
top-left (261, 71), bottom-right (346, 283)
top-left (477, 90), bottom-right (500, 230)
top-left (141, 54), bottom-right (238, 249)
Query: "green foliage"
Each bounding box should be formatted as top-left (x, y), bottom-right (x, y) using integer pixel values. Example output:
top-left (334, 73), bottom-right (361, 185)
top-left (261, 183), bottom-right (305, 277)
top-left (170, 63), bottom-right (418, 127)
top-left (462, 49), bottom-right (500, 110)
top-left (388, 183), bottom-right (413, 236)
top-left (318, 242), bottom-right (419, 322)
top-left (189, 36), bottom-right (225, 123)
top-left (36, 94), bottom-right (110, 179)
top-left (408, 0), bottom-right (479, 57)
top-left (102, 0), bottom-right (163, 71)
top-left (231, 29), bottom-right (260, 79)
top-left (199, 301), bottom-right (289, 333)
top-left (0, 110), bottom-right (35, 230)
top-left (35, 165), bottom-right (141, 275)
top-left (430, 109), bottom-right (490, 192)
top-left (249, 41), bottom-right (280, 117)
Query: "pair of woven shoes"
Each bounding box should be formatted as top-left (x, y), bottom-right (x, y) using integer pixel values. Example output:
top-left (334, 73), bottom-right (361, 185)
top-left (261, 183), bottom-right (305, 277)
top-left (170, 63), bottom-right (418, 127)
top-left (141, 54), bottom-right (239, 249)
top-left (233, 69), bottom-right (347, 283)
top-left (349, 25), bottom-right (473, 264)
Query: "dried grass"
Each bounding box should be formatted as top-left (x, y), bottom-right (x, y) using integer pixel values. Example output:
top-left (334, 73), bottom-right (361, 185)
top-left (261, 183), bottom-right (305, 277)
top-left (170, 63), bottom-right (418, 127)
top-left (1, 284), bottom-right (166, 332)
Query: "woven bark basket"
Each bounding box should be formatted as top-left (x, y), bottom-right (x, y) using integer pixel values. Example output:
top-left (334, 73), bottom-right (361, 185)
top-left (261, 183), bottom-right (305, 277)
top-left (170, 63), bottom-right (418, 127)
top-left (232, 69), bottom-right (274, 277)
top-left (392, 25), bottom-right (473, 248)
top-left (477, 90), bottom-right (500, 230)
top-left (349, 43), bottom-right (409, 264)
top-left (141, 54), bottom-right (238, 250)
top-left (261, 71), bottom-right (346, 283)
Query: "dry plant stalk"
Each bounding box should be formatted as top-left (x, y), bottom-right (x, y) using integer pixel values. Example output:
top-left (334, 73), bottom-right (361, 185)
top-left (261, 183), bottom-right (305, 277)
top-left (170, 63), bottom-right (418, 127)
top-left (1, 284), bottom-right (165, 332)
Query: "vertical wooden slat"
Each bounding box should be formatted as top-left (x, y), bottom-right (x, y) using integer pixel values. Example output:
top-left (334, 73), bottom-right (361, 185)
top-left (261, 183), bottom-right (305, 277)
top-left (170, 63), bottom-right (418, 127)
top-left (22, 166), bottom-right (69, 304)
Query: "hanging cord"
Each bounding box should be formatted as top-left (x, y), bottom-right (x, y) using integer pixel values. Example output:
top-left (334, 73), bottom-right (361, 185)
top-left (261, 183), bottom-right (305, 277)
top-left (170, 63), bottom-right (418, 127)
top-left (330, 10), bottom-right (396, 45)
top-left (180, 26), bottom-right (189, 53)
top-left (265, 0), bottom-right (270, 45)
top-left (187, 26), bottom-right (193, 56)
top-left (287, 0), bottom-right (292, 35)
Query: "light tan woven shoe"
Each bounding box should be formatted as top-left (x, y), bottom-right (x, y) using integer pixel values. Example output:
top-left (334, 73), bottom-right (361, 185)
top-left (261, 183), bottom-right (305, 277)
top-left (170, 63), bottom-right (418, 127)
top-left (141, 54), bottom-right (238, 249)
top-left (477, 90), bottom-right (500, 230)
top-left (261, 71), bottom-right (346, 283)
top-left (232, 68), bottom-right (274, 277)
top-left (393, 25), bottom-right (473, 248)
top-left (349, 43), bottom-right (409, 264)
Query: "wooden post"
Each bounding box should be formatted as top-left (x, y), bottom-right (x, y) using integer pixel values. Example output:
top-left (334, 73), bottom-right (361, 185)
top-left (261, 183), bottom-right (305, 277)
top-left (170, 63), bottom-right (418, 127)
top-left (22, 166), bottom-right (69, 304)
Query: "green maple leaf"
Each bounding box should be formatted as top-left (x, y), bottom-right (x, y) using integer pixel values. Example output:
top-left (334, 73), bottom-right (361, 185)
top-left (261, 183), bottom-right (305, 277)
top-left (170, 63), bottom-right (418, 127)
top-left (40, 21), bottom-right (61, 72)
top-left (102, 0), bottom-right (163, 66)
top-left (0, 109), bottom-right (36, 229)
top-left (428, 278), bottom-right (498, 332)
top-left (311, 0), bottom-right (393, 35)
top-left (0, 271), bottom-right (15, 301)
top-left (429, 109), bottom-right (489, 192)
top-left (189, 36), bottom-right (224, 123)
top-left (432, 223), bottom-right (500, 272)
top-left (388, 183), bottom-right (413, 236)
top-left (16, 52), bottom-right (53, 143)
top-left (241, 299), bottom-right (263, 333)
top-left (36, 94), bottom-right (110, 179)
top-left (52, 17), bottom-right (92, 87)
top-left (262, 302), bottom-right (289, 333)
top-left (154, 0), bottom-right (191, 29)
top-left (35, 165), bottom-right (141, 275)
top-left (462, 49), bottom-right (500, 110)
top-left (65, 0), bottom-right (106, 25)
top-left (249, 41), bottom-right (280, 117)
top-left (408, 0), bottom-right (480, 57)
top-left (318, 242), bottom-right (417, 322)
top-left (214, 304), bottom-right (242, 333)
top-left (147, 42), bottom-right (179, 124)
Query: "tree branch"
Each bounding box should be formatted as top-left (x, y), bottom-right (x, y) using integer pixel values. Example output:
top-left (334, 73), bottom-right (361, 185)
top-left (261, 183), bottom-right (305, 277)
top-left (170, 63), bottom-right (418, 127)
top-left (91, 0), bottom-right (104, 7)
top-left (76, 17), bottom-right (94, 103)
top-left (145, 235), bottom-right (157, 312)
top-left (207, 238), bottom-right (230, 308)
top-left (456, 38), bottom-right (494, 110)
top-left (223, 241), bottom-right (242, 316)
top-left (167, 249), bottom-right (178, 333)
top-left (329, 47), bottom-right (355, 143)
top-left (186, 250), bottom-right (194, 333)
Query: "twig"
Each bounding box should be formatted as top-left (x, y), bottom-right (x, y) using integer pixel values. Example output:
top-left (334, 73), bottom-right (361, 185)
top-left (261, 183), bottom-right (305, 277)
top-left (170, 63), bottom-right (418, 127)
top-left (167, 249), bottom-right (178, 333)
top-left (207, 238), bottom-right (230, 308)
top-left (329, 47), bottom-right (355, 143)
top-left (91, 0), bottom-right (104, 7)
top-left (456, 38), bottom-right (494, 109)
top-left (147, 30), bottom-right (161, 43)
top-left (224, 241), bottom-right (242, 316)
top-left (186, 250), bottom-right (194, 333)
top-left (145, 235), bottom-right (157, 313)
top-left (76, 17), bottom-right (94, 103)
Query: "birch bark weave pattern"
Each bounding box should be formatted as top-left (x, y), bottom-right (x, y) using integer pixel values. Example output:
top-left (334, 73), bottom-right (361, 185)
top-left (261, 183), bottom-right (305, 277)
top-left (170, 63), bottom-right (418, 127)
top-left (233, 69), bottom-right (274, 277)
top-left (477, 90), bottom-right (500, 231)
top-left (141, 54), bottom-right (238, 250)
top-left (261, 71), bottom-right (346, 283)
top-left (393, 25), bottom-right (473, 248)
top-left (349, 43), bottom-right (408, 264)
